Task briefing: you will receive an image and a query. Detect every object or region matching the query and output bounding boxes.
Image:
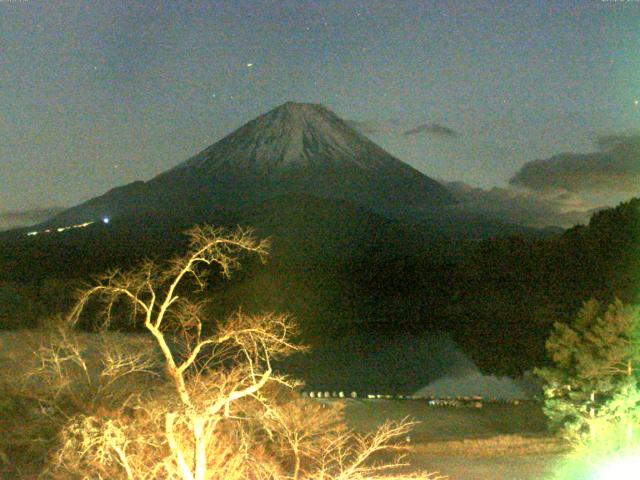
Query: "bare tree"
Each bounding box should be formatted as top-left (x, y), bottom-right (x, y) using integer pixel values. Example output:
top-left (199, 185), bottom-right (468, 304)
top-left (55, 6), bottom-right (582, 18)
top-left (33, 225), bottom-right (441, 479)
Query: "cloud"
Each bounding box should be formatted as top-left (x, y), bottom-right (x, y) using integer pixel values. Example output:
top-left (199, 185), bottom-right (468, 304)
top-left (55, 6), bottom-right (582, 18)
top-left (444, 181), bottom-right (597, 228)
top-left (510, 133), bottom-right (640, 194)
top-left (347, 119), bottom-right (461, 139)
top-left (404, 123), bottom-right (460, 138)
top-left (0, 207), bottom-right (65, 231)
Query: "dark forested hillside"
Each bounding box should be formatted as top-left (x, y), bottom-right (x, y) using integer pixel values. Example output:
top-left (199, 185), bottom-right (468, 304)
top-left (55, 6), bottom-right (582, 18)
top-left (1, 197), bottom-right (638, 379)
top-left (448, 198), bottom-right (640, 375)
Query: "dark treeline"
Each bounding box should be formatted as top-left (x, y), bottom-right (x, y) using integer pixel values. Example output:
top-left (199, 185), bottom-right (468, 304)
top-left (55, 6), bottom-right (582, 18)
top-left (0, 196), bottom-right (638, 379)
top-left (449, 198), bottom-right (640, 374)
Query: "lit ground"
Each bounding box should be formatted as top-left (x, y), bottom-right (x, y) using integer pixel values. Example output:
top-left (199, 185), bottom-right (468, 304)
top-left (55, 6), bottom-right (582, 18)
top-left (408, 451), bottom-right (563, 480)
top-left (323, 398), bottom-right (569, 479)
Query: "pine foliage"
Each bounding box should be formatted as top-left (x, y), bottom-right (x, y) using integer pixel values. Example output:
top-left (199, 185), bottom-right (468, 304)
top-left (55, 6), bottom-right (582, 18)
top-left (536, 299), bottom-right (640, 443)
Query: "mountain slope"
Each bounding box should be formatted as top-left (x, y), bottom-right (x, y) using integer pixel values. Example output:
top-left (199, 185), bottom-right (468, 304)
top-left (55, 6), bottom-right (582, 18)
top-left (43, 102), bottom-right (455, 228)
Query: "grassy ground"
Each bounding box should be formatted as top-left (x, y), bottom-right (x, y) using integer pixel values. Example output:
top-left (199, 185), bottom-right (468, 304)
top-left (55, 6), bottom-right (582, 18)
top-left (339, 398), bottom-right (550, 441)
top-left (317, 396), bottom-right (570, 479)
top-left (408, 452), bottom-right (565, 480)
top-left (407, 435), bottom-right (567, 480)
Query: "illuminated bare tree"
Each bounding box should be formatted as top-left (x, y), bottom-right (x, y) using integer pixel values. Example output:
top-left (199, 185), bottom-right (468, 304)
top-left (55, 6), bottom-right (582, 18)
top-left (37, 225), bottom-right (438, 479)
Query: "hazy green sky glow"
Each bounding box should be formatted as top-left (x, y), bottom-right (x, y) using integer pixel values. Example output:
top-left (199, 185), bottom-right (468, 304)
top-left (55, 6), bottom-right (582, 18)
top-left (1, 0), bottom-right (639, 214)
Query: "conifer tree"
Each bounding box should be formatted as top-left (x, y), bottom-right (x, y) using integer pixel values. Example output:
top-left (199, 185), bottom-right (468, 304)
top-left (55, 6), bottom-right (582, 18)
top-left (536, 299), bottom-right (640, 443)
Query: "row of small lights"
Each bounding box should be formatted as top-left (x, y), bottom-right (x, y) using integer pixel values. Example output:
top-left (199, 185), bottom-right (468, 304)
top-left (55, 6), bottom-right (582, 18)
top-left (26, 217), bottom-right (110, 237)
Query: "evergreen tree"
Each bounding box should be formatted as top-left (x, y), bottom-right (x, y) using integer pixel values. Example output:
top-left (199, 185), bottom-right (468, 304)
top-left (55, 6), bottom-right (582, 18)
top-left (536, 299), bottom-right (640, 443)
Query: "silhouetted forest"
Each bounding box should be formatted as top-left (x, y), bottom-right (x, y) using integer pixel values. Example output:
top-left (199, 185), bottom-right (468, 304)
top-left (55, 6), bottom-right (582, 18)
top-left (1, 196), bottom-right (638, 379)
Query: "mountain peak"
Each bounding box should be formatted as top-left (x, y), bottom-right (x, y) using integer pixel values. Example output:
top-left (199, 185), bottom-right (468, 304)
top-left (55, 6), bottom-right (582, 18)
top-left (278, 100), bottom-right (326, 110)
top-left (175, 101), bottom-right (399, 174)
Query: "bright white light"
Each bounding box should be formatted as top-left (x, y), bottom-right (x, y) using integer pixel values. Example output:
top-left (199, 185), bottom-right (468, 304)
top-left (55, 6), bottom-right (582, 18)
top-left (102, 217), bottom-right (110, 224)
top-left (594, 456), bottom-right (640, 479)
top-left (246, 63), bottom-right (253, 67)
top-left (27, 231), bottom-right (38, 236)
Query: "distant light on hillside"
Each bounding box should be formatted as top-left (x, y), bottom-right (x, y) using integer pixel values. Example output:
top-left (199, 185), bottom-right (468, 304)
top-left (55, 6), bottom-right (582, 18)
top-left (102, 217), bottom-right (109, 224)
top-left (25, 220), bottom-right (94, 237)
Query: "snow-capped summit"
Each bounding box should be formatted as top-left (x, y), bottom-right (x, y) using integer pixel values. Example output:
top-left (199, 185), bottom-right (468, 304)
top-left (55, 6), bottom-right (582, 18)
top-left (40, 102), bottom-right (455, 227)
top-left (173, 102), bottom-right (412, 174)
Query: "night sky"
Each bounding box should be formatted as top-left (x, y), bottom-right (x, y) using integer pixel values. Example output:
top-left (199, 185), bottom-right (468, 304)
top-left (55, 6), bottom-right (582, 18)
top-left (1, 0), bottom-right (639, 228)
